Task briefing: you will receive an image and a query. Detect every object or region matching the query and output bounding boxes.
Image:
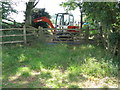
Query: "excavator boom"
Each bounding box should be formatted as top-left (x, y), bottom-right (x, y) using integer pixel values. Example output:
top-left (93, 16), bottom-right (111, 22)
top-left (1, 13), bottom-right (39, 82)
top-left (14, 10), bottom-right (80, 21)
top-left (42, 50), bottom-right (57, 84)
top-left (33, 17), bottom-right (55, 28)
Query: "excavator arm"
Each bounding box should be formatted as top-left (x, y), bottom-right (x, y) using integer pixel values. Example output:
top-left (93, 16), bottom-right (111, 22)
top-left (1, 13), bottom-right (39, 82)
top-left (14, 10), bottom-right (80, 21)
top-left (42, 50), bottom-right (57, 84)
top-left (33, 17), bottom-right (55, 28)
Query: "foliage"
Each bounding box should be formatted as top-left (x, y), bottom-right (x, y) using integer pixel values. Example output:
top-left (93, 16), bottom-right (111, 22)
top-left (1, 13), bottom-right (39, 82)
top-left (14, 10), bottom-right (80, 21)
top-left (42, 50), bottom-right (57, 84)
top-left (60, 0), bottom-right (80, 11)
top-left (1, 1), bottom-right (17, 19)
top-left (108, 32), bottom-right (120, 46)
top-left (31, 8), bottom-right (51, 28)
top-left (82, 2), bottom-right (120, 56)
top-left (108, 32), bottom-right (120, 56)
top-left (61, 1), bottom-right (119, 29)
top-left (1, 1), bottom-right (23, 28)
top-left (83, 2), bottom-right (119, 28)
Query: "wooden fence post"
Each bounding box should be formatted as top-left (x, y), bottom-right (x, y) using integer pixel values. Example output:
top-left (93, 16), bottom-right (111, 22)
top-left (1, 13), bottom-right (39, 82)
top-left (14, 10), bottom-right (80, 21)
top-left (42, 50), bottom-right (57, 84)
top-left (85, 26), bottom-right (89, 43)
top-left (23, 25), bottom-right (27, 44)
top-left (14, 20), bottom-right (16, 27)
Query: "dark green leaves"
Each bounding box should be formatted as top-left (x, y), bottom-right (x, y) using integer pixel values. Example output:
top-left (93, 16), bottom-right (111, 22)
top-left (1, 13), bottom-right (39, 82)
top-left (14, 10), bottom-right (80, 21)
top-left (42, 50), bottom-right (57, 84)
top-left (31, 8), bottom-right (51, 28)
top-left (1, 1), bottom-right (17, 19)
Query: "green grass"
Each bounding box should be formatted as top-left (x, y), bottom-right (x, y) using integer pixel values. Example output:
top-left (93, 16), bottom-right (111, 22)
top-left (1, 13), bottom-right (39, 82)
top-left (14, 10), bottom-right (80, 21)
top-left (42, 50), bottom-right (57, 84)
top-left (2, 42), bottom-right (119, 88)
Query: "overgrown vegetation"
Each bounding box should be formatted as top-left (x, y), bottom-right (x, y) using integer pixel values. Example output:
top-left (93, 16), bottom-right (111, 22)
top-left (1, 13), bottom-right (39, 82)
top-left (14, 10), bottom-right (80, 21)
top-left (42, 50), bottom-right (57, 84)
top-left (60, 1), bottom-right (120, 56)
top-left (2, 42), bottom-right (119, 88)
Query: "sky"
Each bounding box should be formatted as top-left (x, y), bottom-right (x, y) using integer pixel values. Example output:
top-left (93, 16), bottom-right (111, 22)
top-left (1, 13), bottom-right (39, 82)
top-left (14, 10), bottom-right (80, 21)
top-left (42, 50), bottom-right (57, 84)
top-left (11, 0), bottom-right (80, 23)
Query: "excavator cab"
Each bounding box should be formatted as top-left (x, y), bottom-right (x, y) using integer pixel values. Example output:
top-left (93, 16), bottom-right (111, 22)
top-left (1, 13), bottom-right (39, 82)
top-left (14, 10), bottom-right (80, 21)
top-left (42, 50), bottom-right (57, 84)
top-left (55, 13), bottom-right (74, 29)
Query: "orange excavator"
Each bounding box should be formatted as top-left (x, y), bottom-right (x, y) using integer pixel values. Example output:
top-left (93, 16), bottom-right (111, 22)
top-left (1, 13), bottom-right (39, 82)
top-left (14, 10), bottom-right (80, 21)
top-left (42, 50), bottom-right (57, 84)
top-left (33, 13), bottom-right (79, 33)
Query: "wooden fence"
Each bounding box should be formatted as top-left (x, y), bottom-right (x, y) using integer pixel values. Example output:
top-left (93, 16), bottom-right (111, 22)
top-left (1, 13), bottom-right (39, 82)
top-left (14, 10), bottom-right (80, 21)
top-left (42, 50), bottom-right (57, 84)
top-left (0, 26), bottom-right (99, 44)
top-left (0, 26), bottom-right (38, 44)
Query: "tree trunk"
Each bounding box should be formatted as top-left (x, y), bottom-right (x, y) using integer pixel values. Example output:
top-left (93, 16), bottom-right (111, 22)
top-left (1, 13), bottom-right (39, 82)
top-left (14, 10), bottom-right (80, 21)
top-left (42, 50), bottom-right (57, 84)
top-left (25, 0), bottom-right (39, 26)
top-left (78, 4), bottom-right (83, 29)
top-left (25, 7), bottom-right (32, 26)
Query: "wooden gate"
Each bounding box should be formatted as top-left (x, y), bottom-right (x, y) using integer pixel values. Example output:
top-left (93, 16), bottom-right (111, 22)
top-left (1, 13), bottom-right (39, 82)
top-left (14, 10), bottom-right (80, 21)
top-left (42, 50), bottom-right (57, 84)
top-left (38, 27), bottom-right (99, 44)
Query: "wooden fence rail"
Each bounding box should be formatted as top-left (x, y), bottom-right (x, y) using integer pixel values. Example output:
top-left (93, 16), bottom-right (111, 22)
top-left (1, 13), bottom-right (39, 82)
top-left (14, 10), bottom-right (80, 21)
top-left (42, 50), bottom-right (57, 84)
top-left (0, 28), bottom-right (23, 31)
top-left (0, 26), bottom-right (36, 44)
top-left (0, 34), bottom-right (33, 38)
top-left (0, 26), bottom-right (98, 44)
top-left (37, 28), bottom-right (97, 31)
top-left (40, 27), bottom-right (98, 43)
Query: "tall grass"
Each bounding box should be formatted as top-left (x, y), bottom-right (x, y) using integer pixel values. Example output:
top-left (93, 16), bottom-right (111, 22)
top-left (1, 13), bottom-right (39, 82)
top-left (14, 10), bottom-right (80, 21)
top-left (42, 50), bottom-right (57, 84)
top-left (2, 42), bottom-right (118, 88)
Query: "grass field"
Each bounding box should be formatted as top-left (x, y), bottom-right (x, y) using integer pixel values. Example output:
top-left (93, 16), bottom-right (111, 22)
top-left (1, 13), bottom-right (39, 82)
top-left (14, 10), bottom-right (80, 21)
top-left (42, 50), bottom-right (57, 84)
top-left (2, 42), bottom-right (119, 88)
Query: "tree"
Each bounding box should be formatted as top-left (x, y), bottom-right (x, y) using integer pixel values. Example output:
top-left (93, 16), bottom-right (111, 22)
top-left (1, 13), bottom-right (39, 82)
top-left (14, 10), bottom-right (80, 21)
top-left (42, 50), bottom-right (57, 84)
top-left (1, 1), bottom-right (17, 28)
top-left (1, 1), bottom-right (17, 19)
top-left (61, 1), bottom-right (119, 31)
top-left (83, 2), bottom-right (119, 28)
top-left (25, 0), bottom-right (40, 26)
top-left (83, 2), bottom-right (120, 54)
top-left (60, 0), bottom-right (83, 28)
top-left (31, 8), bottom-right (51, 28)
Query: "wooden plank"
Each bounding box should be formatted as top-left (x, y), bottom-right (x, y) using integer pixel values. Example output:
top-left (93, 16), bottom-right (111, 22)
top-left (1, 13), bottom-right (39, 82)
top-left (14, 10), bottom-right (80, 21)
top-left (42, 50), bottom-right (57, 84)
top-left (0, 41), bottom-right (24, 44)
top-left (0, 34), bottom-right (24, 37)
top-left (26, 28), bottom-right (38, 31)
top-left (26, 34), bottom-right (34, 36)
top-left (0, 28), bottom-right (96, 31)
top-left (0, 28), bottom-right (23, 31)
top-left (42, 28), bottom-right (97, 31)
top-left (49, 40), bottom-right (82, 43)
top-left (0, 34), bottom-right (33, 38)
top-left (0, 28), bottom-right (38, 31)
top-left (42, 28), bottom-right (82, 31)
top-left (49, 33), bottom-right (82, 38)
top-left (0, 28), bottom-right (97, 31)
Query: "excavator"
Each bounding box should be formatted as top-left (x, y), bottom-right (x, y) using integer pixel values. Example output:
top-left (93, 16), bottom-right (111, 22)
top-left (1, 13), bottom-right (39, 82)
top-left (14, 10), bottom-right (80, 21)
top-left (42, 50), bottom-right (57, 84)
top-left (33, 13), bottom-right (80, 41)
top-left (33, 13), bottom-right (79, 33)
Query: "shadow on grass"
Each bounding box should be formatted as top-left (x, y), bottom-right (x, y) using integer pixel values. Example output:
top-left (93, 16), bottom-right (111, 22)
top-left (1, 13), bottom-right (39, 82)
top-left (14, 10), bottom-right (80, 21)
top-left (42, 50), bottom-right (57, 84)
top-left (39, 72), bottom-right (52, 80)
top-left (68, 85), bottom-right (79, 88)
top-left (68, 72), bottom-right (87, 82)
top-left (2, 73), bottom-right (45, 88)
top-left (2, 43), bottom-right (118, 88)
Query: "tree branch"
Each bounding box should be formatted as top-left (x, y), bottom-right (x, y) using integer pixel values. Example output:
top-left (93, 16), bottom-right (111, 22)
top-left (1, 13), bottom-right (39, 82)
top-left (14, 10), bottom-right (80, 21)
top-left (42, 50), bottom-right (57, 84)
top-left (33, 0), bottom-right (40, 8)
